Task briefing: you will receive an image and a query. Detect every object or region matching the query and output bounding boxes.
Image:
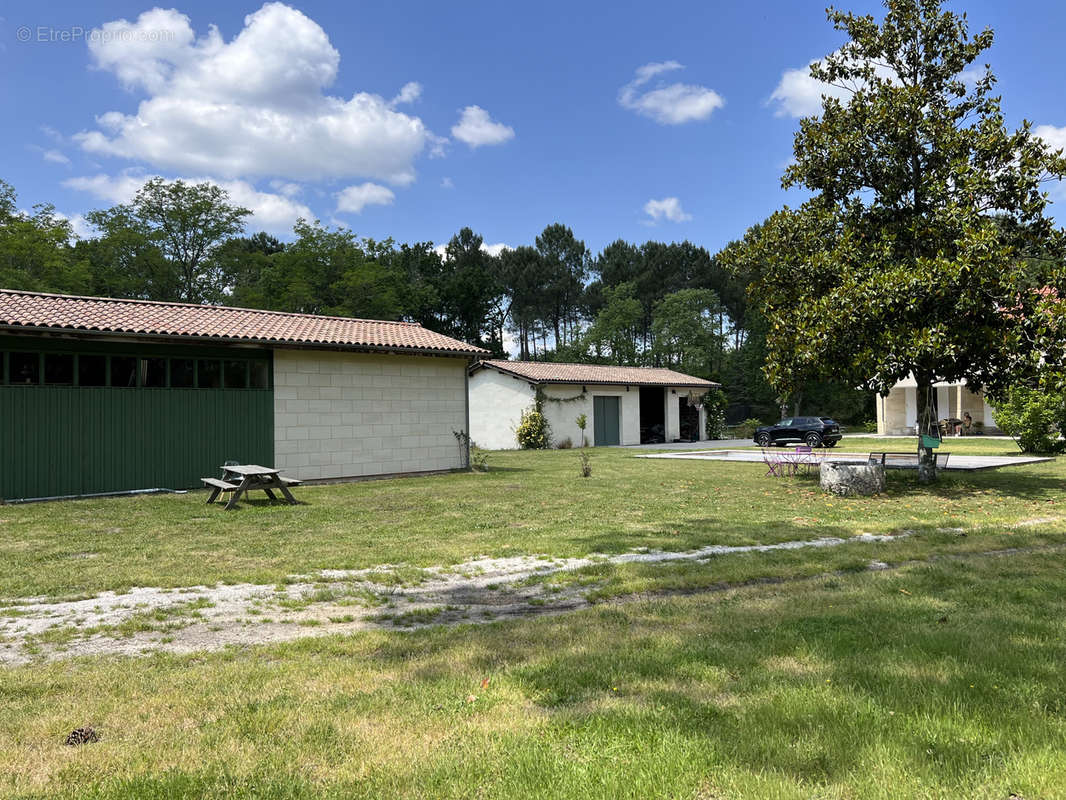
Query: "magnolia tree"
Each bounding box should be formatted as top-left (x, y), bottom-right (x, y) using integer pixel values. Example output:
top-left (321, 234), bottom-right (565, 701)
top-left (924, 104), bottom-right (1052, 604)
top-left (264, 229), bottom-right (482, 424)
top-left (721, 0), bottom-right (1066, 482)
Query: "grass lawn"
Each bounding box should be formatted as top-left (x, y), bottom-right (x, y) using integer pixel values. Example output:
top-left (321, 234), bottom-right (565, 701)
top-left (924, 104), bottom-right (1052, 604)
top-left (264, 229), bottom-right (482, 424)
top-left (0, 437), bottom-right (1060, 598)
top-left (1, 437), bottom-right (1065, 798)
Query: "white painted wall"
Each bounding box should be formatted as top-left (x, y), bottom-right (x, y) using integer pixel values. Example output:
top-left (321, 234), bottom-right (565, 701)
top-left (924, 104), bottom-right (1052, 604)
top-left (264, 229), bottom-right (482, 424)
top-left (467, 368), bottom-right (536, 450)
top-left (273, 349), bottom-right (468, 481)
top-left (540, 383), bottom-right (642, 446)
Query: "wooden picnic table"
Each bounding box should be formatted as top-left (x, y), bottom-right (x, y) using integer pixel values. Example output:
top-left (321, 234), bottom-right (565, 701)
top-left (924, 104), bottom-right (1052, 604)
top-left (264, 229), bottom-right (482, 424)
top-left (202, 464), bottom-right (300, 510)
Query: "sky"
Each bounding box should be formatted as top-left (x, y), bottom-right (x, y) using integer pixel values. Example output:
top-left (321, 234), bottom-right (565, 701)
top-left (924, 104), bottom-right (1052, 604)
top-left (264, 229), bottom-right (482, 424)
top-left (3, 0), bottom-right (1066, 257)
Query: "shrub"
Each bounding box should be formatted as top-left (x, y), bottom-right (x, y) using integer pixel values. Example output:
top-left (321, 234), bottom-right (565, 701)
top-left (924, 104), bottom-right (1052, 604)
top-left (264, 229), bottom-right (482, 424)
top-left (578, 450), bottom-right (592, 478)
top-left (471, 446), bottom-right (488, 472)
top-left (702, 388), bottom-right (728, 439)
top-left (733, 417), bottom-right (766, 439)
top-left (990, 386), bottom-right (1065, 454)
top-left (860, 420), bottom-right (878, 433)
top-left (515, 406), bottom-right (552, 450)
top-left (556, 437), bottom-right (573, 449)
top-left (575, 413), bottom-right (588, 447)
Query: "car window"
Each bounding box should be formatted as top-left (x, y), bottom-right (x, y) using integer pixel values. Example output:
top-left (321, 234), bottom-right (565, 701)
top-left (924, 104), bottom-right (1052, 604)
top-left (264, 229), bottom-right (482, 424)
top-left (778, 419), bottom-right (792, 426)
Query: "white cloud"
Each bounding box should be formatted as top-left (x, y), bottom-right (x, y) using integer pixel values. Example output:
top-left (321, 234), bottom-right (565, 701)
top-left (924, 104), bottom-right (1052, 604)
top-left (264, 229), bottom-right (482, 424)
top-left (64, 172), bottom-right (312, 235)
top-left (451, 105), bottom-right (514, 148)
top-left (769, 52), bottom-right (896, 118)
top-left (335, 182), bottom-right (395, 214)
top-left (618, 61), bottom-right (723, 125)
top-left (76, 3), bottom-right (430, 185)
top-left (440, 176), bottom-right (454, 189)
top-left (390, 81), bottom-right (422, 107)
top-left (433, 240), bottom-right (511, 259)
top-left (643, 197), bottom-right (692, 223)
top-left (480, 242), bottom-right (510, 257)
top-left (1035, 124), bottom-right (1066, 152)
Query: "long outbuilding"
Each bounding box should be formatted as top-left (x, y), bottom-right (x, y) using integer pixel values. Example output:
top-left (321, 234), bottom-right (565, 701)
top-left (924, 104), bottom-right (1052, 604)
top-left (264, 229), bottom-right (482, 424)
top-left (468, 360), bottom-right (720, 449)
top-left (0, 289), bottom-right (486, 501)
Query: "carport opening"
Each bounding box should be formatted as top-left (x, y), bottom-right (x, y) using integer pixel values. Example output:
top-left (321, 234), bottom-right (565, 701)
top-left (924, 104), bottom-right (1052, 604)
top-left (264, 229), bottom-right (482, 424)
top-left (639, 387), bottom-right (665, 444)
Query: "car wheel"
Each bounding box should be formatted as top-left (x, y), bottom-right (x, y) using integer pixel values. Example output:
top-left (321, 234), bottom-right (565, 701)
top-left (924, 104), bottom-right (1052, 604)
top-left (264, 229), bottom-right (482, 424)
top-left (805, 432), bottom-right (823, 448)
top-left (825, 440), bottom-right (838, 448)
top-left (755, 433), bottom-right (770, 447)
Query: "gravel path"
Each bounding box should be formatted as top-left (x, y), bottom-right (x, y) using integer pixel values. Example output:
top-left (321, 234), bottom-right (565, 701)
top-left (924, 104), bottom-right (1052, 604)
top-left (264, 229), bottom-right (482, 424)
top-left (0, 532), bottom-right (915, 666)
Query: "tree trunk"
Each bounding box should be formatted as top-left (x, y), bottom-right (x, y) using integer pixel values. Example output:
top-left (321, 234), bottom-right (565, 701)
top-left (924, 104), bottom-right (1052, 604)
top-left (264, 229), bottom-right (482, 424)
top-left (915, 377), bottom-right (938, 484)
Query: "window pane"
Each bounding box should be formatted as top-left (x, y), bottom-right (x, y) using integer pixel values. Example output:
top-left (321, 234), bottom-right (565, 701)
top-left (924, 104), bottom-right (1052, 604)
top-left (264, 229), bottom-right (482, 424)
top-left (198, 360), bottom-right (221, 388)
top-left (78, 354), bottom-right (107, 386)
top-left (141, 357), bottom-right (166, 388)
top-left (249, 360), bottom-right (269, 389)
top-left (224, 360), bottom-right (248, 389)
top-left (10, 352), bottom-right (39, 384)
top-left (43, 353), bottom-right (74, 385)
top-left (171, 358), bottom-right (195, 388)
top-left (111, 356), bottom-right (137, 388)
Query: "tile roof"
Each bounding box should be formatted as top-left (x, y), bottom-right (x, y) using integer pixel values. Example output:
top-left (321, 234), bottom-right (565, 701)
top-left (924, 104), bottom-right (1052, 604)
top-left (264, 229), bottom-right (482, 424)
top-left (474, 359), bottom-right (719, 388)
top-left (0, 289), bottom-right (487, 355)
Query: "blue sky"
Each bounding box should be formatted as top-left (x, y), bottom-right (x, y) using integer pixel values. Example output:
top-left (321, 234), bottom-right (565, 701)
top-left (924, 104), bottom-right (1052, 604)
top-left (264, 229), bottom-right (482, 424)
top-left (3, 0), bottom-right (1066, 257)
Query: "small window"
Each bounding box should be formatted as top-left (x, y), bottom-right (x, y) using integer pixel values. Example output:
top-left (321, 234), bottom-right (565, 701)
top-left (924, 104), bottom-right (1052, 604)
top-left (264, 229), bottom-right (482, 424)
top-left (779, 419), bottom-right (793, 427)
top-left (10, 352), bottom-right (39, 384)
top-left (140, 358), bottom-right (167, 388)
top-left (43, 353), bottom-right (74, 385)
top-left (249, 360), bottom-right (269, 389)
top-left (171, 358), bottom-right (195, 388)
top-left (78, 354), bottom-right (107, 386)
top-left (111, 356), bottom-right (137, 388)
top-left (224, 360), bottom-right (248, 389)
top-left (198, 360), bottom-right (221, 389)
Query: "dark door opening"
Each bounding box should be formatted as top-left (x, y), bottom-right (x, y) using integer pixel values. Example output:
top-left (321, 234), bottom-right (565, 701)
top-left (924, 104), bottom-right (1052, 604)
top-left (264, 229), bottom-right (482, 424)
top-left (679, 397), bottom-right (700, 441)
top-left (639, 387), bottom-right (665, 444)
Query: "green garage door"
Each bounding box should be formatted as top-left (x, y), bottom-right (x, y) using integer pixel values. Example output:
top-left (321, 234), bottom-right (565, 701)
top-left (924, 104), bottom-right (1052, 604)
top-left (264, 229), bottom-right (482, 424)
top-left (593, 396), bottom-right (620, 446)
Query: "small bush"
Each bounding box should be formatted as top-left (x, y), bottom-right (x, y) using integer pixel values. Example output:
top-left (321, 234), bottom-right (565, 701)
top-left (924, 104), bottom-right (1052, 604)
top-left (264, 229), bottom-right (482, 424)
top-left (471, 446), bottom-right (488, 472)
top-left (515, 406), bottom-right (552, 450)
top-left (860, 420), bottom-right (878, 433)
top-left (578, 451), bottom-right (592, 478)
top-left (990, 387), bottom-right (1065, 454)
top-left (556, 437), bottom-right (573, 449)
top-left (733, 417), bottom-right (766, 439)
top-left (575, 414), bottom-right (588, 447)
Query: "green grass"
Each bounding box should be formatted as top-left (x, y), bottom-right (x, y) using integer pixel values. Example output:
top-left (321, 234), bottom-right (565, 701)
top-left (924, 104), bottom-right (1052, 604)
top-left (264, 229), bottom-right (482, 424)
top-left (3, 551), bottom-right (1066, 798)
top-left (0, 440), bottom-right (1061, 598)
top-left (1, 439), bottom-right (1066, 797)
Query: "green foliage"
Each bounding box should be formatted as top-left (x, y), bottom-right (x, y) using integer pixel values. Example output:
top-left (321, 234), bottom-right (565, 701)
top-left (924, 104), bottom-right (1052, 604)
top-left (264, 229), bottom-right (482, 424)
top-left (556, 437), bottom-right (573, 450)
top-left (515, 406), bottom-right (552, 450)
top-left (720, 0), bottom-right (1066, 481)
top-left (575, 413), bottom-right (588, 447)
top-left (988, 386), bottom-right (1065, 453)
top-left (702, 388), bottom-right (728, 439)
top-left (470, 446), bottom-right (488, 472)
top-left (578, 450), bottom-right (592, 477)
top-left (0, 179), bottom-right (91, 294)
top-left (651, 288), bottom-right (725, 378)
top-left (733, 418), bottom-right (766, 439)
top-left (582, 282), bottom-right (643, 365)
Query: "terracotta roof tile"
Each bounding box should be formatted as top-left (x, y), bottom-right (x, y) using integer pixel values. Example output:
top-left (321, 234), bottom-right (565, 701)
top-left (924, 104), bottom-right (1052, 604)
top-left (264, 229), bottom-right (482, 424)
top-left (0, 290), bottom-right (487, 355)
top-left (474, 359), bottom-right (719, 387)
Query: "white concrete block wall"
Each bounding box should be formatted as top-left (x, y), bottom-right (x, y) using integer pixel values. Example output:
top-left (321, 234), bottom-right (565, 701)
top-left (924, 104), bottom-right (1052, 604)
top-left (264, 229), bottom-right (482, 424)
top-left (467, 368), bottom-right (536, 450)
top-left (273, 349), bottom-right (468, 480)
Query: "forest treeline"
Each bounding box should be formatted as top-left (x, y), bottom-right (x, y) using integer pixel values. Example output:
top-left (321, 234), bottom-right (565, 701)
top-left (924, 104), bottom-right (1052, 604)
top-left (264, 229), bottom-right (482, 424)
top-left (0, 177), bottom-right (872, 423)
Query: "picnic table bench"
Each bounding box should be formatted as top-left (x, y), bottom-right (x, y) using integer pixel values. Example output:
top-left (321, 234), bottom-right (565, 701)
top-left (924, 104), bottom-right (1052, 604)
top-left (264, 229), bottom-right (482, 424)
top-left (867, 451), bottom-right (950, 470)
top-left (202, 464), bottom-right (301, 510)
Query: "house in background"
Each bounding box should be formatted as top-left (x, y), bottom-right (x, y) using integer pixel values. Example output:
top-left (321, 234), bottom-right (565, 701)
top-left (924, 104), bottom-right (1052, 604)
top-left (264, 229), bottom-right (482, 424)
top-left (0, 289), bottom-right (486, 501)
top-left (468, 360), bottom-right (720, 449)
top-left (875, 375), bottom-right (999, 435)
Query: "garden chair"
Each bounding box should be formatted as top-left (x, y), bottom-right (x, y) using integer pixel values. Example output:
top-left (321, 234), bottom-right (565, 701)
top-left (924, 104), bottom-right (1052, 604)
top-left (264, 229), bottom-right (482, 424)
top-left (761, 448), bottom-right (784, 477)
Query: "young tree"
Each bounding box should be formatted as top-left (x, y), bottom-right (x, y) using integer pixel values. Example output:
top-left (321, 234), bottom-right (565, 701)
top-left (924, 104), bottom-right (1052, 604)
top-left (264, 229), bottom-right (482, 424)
top-left (721, 0), bottom-right (1066, 482)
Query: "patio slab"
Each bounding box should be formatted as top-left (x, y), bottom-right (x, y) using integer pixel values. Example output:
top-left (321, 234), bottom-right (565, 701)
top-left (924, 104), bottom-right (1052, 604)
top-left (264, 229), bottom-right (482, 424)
top-left (635, 449), bottom-right (1055, 472)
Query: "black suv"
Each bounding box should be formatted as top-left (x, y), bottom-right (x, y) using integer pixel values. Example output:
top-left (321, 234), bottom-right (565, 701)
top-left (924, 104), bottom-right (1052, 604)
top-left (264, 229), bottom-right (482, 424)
top-left (753, 416), bottom-right (842, 448)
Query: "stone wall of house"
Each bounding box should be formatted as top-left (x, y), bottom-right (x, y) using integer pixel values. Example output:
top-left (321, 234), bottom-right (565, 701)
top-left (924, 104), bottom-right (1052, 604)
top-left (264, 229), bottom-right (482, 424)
top-left (273, 349), bottom-right (468, 480)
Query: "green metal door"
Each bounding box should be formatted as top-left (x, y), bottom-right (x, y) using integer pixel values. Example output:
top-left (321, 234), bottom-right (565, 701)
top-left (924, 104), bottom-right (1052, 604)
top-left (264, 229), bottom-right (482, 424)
top-left (593, 396), bottom-right (620, 446)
